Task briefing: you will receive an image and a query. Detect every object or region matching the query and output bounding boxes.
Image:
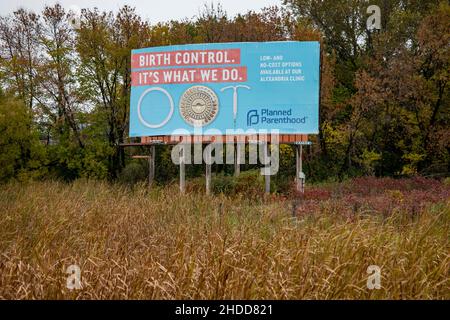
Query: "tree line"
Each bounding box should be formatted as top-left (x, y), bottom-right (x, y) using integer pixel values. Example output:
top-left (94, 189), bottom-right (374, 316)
top-left (0, 1), bottom-right (448, 184)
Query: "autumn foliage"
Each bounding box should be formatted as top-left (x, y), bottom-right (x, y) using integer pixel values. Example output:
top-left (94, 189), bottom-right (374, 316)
top-left (0, 2), bottom-right (448, 182)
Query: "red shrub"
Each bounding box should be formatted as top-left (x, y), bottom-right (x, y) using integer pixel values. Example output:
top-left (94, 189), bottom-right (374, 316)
top-left (294, 177), bottom-right (449, 217)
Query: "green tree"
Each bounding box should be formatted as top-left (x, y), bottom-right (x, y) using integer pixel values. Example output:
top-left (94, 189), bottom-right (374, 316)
top-left (76, 6), bottom-right (150, 179)
top-left (0, 93), bottom-right (46, 181)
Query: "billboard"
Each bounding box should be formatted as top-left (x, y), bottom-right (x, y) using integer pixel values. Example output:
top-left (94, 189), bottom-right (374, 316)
top-left (129, 41), bottom-right (320, 137)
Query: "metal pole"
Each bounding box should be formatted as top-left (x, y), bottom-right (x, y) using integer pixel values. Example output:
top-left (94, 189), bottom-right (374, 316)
top-left (296, 144), bottom-right (300, 192)
top-left (295, 144), bottom-right (305, 193)
top-left (180, 146), bottom-right (185, 194)
top-left (148, 145), bottom-right (155, 188)
top-left (300, 145), bottom-right (303, 174)
top-left (263, 142), bottom-right (270, 193)
top-left (206, 148), bottom-right (211, 195)
top-left (265, 173), bottom-right (270, 194)
top-left (151, 145), bottom-right (155, 181)
top-left (300, 144), bottom-right (304, 193)
top-left (234, 142), bottom-right (241, 177)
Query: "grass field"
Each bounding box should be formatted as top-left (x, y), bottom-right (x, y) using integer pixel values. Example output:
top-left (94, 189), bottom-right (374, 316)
top-left (0, 176), bottom-right (448, 299)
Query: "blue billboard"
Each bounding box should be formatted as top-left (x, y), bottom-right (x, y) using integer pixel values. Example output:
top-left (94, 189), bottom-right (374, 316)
top-left (129, 41), bottom-right (320, 136)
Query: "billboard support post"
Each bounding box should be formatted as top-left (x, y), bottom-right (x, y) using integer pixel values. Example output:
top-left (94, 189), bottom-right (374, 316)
top-left (234, 142), bottom-right (241, 177)
top-left (206, 159), bottom-right (211, 195)
top-left (295, 143), bottom-right (305, 193)
top-left (265, 173), bottom-right (271, 194)
top-left (122, 139), bottom-right (312, 195)
top-left (205, 146), bottom-right (212, 195)
top-left (149, 145), bottom-right (155, 188)
top-left (131, 151), bottom-right (155, 189)
top-left (180, 147), bottom-right (185, 194)
top-left (263, 142), bottom-right (271, 194)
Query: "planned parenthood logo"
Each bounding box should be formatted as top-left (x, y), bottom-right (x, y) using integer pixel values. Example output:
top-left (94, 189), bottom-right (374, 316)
top-left (247, 110), bottom-right (259, 126)
top-left (247, 108), bottom-right (307, 126)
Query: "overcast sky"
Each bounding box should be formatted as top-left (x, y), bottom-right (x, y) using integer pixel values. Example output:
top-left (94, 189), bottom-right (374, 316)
top-left (0, 0), bottom-right (282, 22)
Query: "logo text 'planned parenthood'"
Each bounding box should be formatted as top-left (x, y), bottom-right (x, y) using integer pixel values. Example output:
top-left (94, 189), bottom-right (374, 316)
top-left (247, 109), bottom-right (307, 126)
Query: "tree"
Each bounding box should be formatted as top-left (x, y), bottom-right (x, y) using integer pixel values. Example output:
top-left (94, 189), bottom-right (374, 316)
top-left (77, 6), bottom-right (149, 178)
top-left (38, 4), bottom-right (84, 148)
top-left (0, 9), bottom-right (40, 110)
top-left (0, 2), bottom-right (447, 182)
top-left (0, 93), bottom-right (45, 181)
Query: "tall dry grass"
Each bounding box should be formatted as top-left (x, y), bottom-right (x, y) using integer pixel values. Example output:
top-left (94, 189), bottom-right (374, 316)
top-left (0, 179), bottom-right (448, 299)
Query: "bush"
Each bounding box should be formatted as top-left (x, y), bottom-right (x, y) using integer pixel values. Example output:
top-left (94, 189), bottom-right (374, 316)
top-left (118, 161), bottom-right (148, 185)
top-left (0, 95), bottom-right (46, 182)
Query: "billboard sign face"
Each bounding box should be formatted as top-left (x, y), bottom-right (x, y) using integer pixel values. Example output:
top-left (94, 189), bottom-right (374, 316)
top-left (129, 41), bottom-right (320, 137)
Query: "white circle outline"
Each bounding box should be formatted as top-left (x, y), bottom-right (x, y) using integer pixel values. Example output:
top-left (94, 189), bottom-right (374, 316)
top-left (137, 87), bottom-right (174, 129)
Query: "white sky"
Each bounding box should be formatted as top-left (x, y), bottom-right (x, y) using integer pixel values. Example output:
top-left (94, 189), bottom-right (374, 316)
top-left (0, 0), bottom-right (282, 22)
